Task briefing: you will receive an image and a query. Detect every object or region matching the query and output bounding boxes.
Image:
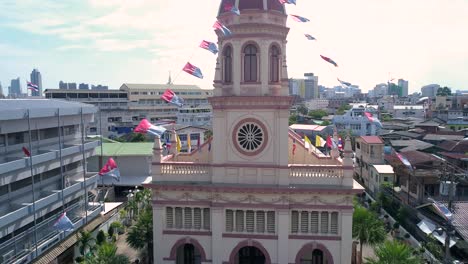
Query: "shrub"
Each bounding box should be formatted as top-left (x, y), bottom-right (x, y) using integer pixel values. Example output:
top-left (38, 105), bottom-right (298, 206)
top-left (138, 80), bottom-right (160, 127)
top-left (393, 222), bottom-right (400, 229)
top-left (96, 230), bottom-right (106, 245)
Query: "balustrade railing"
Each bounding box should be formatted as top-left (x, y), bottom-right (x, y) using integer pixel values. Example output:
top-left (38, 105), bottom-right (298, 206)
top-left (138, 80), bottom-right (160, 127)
top-left (289, 165), bottom-right (344, 178)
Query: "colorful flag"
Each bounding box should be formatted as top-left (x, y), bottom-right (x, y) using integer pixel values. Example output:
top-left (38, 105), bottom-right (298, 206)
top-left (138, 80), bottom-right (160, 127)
top-left (338, 137), bottom-right (343, 150)
top-left (27, 81), bottom-right (39, 92)
top-left (320, 55), bottom-right (338, 67)
top-left (182, 62), bottom-right (204, 79)
top-left (396, 152), bottom-right (413, 171)
top-left (304, 135), bottom-right (312, 149)
top-left (176, 135), bottom-right (182, 152)
top-left (134, 119), bottom-right (167, 138)
top-left (224, 3), bottom-right (240, 15)
top-left (364, 112), bottom-right (383, 128)
top-left (165, 137), bottom-right (171, 149)
top-left (315, 135), bottom-right (326, 147)
top-left (213, 20), bottom-right (232, 36)
top-left (279, 0), bottom-right (296, 4)
top-left (337, 78), bottom-right (351, 87)
top-left (161, 89), bottom-right (184, 107)
top-left (428, 198), bottom-right (453, 221)
top-left (53, 212), bottom-right (74, 232)
top-left (199, 40), bottom-right (219, 55)
top-left (99, 158), bottom-right (120, 181)
top-left (326, 136), bottom-right (337, 149)
top-left (292, 139), bottom-right (297, 155)
top-left (304, 34), bottom-right (316, 40)
top-left (187, 135), bottom-right (192, 152)
top-left (290, 15), bottom-right (310, 22)
top-left (22, 146), bottom-right (31, 157)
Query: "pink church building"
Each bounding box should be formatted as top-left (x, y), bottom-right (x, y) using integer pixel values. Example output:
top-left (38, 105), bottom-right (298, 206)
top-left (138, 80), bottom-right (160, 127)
top-left (146, 0), bottom-right (363, 263)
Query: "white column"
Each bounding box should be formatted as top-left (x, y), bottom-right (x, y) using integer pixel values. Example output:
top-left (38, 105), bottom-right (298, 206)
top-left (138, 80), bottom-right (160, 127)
top-left (211, 207), bottom-right (224, 263)
top-left (260, 40), bottom-right (269, 96)
top-left (232, 40), bottom-right (241, 95)
top-left (340, 210), bottom-right (353, 264)
top-left (153, 205), bottom-right (164, 264)
top-left (277, 209), bottom-right (289, 264)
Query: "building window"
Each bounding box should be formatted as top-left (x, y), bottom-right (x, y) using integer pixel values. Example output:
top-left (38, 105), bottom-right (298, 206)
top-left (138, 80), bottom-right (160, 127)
top-left (256, 211), bottom-right (265, 233)
top-left (291, 210), bottom-right (335, 234)
top-left (226, 210), bottom-right (234, 232)
top-left (301, 211), bottom-right (309, 233)
top-left (166, 207), bottom-right (210, 230)
top-left (311, 211), bottom-right (319, 233)
top-left (236, 210), bottom-right (244, 232)
top-left (246, 210), bottom-right (255, 232)
top-left (331, 212), bottom-right (338, 234)
top-left (243, 44), bottom-right (257, 82)
top-left (166, 207), bottom-right (173, 228)
top-left (321, 212), bottom-right (329, 233)
top-left (267, 211), bottom-right (275, 233)
top-left (270, 45), bottom-right (280, 82)
top-left (225, 209), bottom-right (274, 234)
top-left (291, 211), bottom-right (299, 233)
top-left (223, 46), bottom-right (232, 83)
top-left (237, 122), bottom-right (264, 151)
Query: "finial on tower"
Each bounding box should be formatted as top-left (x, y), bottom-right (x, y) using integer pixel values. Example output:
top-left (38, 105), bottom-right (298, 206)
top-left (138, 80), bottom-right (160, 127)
top-left (167, 71), bottom-right (172, 85)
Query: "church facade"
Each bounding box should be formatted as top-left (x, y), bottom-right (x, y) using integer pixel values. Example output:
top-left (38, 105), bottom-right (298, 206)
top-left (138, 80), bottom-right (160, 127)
top-left (147, 0), bottom-right (363, 263)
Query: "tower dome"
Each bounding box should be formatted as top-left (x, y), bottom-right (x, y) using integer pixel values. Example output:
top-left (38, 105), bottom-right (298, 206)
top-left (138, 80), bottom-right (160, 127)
top-left (218, 0), bottom-right (286, 17)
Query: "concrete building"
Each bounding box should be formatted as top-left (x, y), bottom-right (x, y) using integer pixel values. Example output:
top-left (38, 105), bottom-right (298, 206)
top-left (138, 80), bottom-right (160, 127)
top-left (304, 99), bottom-right (329, 111)
top-left (369, 165), bottom-right (395, 196)
top-left (59, 81), bottom-right (67, 90)
top-left (44, 84), bottom-right (213, 138)
top-left (68, 83), bottom-right (77, 90)
top-left (421, 84), bottom-right (440, 98)
top-left (370, 83), bottom-right (388, 98)
top-left (78, 83), bottom-right (89, 90)
top-left (332, 104), bottom-right (380, 136)
top-left (30, 69), bottom-right (42, 97)
top-left (398, 79), bottom-right (408, 97)
top-left (148, 1), bottom-right (363, 263)
top-left (304, 73), bottom-right (318, 99)
top-left (392, 105), bottom-right (425, 119)
top-left (9, 78), bottom-right (21, 97)
top-left (354, 136), bottom-right (385, 190)
top-left (0, 99), bottom-right (102, 263)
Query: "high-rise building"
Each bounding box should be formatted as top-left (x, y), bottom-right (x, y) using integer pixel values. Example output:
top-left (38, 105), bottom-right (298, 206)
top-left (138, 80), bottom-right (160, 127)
top-left (30, 69), bottom-right (42, 96)
top-left (91, 84), bottom-right (109, 90)
top-left (149, 1), bottom-right (362, 263)
top-left (68, 83), bottom-right (77, 90)
top-left (79, 83), bottom-right (89, 90)
top-left (9, 77), bottom-right (21, 97)
top-left (0, 99), bottom-right (102, 263)
top-left (59, 81), bottom-right (67, 89)
top-left (398, 79), bottom-right (408, 97)
top-left (304, 72), bottom-right (319, 99)
top-left (0, 82), bottom-right (3, 98)
top-left (421, 84), bottom-right (440, 98)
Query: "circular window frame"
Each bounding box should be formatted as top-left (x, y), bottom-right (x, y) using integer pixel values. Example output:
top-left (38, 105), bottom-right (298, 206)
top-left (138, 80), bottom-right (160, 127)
top-left (232, 118), bottom-right (268, 156)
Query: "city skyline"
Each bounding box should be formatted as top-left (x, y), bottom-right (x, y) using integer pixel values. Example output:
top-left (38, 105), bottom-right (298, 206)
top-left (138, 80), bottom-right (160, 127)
top-left (0, 0), bottom-right (467, 93)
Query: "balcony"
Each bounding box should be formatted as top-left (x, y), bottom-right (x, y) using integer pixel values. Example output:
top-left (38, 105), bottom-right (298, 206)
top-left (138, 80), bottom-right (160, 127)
top-left (289, 165), bottom-right (345, 185)
top-left (0, 140), bottom-right (99, 175)
top-left (159, 163), bottom-right (211, 182)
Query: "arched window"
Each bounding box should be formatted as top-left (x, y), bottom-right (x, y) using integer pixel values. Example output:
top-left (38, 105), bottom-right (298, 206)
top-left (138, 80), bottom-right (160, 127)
top-left (270, 45), bottom-right (280, 82)
top-left (223, 46), bottom-right (232, 83)
top-left (243, 44), bottom-right (257, 82)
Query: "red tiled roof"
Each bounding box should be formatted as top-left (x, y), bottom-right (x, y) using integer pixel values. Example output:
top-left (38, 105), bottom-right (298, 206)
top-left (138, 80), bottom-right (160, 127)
top-left (402, 150), bottom-right (441, 165)
top-left (437, 140), bottom-right (468, 152)
top-left (439, 152), bottom-right (468, 160)
top-left (360, 136), bottom-right (384, 144)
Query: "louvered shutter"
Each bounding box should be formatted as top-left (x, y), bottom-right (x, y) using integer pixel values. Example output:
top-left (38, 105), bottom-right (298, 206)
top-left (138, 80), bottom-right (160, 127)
top-left (267, 211), bottom-right (275, 233)
top-left (236, 210), bottom-right (244, 232)
top-left (184, 207), bottom-right (192, 229)
top-left (175, 207), bottom-right (183, 228)
top-left (194, 208), bottom-right (201, 229)
top-left (256, 211), bottom-right (265, 233)
top-left (246, 210), bottom-right (255, 232)
top-left (226, 210), bottom-right (234, 232)
top-left (311, 211), bottom-right (319, 233)
top-left (166, 207), bottom-right (173, 228)
top-left (203, 208), bottom-right (210, 230)
top-left (331, 212), bottom-right (338, 234)
top-left (291, 211), bottom-right (299, 233)
top-left (321, 212), bottom-right (329, 233)
top-left (301, 211), bottom-right (309, 233)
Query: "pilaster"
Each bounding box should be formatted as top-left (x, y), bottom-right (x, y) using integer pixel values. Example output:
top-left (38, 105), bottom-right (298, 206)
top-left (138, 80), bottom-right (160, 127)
top-left (153, 205), bottom-right (164, 264)
top-left (277, 208), bottom-right (290, 264)
top-left (211, 207), bottom-right (224, 263)
top-left (340, 210), bottom-right (353, 264)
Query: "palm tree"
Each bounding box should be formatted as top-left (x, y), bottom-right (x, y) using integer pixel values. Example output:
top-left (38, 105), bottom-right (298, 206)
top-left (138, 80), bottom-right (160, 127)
top-left (77, 230), bottom-right (96, 256)
top-left (85, 242), bottom-right (130, 264)
top-left (353, 206), bottom-right (386, 263)
top-left (126, 208), bottom-right (153, 264)
top-left (365, 240), bottom-right (421, 264)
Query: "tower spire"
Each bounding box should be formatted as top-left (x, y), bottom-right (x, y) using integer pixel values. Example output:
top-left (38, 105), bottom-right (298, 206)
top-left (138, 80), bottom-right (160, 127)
top-left (167, 71), bottom-right (172, 85)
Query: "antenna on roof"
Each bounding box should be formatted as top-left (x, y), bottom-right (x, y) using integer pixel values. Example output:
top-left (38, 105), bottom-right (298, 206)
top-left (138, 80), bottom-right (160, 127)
top-left (167, 71), bottom-right (172, 85)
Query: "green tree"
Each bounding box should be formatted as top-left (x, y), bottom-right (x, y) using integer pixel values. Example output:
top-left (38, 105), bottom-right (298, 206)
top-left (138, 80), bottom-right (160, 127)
top-left (85, 242), bottom-right (130, 264)
top-left (204, 130), bottom-right (213, 140)
top-left (77, 230), bottom-right (96, 256)
top-left (365, 240), bottom-right (421, 264)
top-left (308, 109), bottom-right (328, 120)
top-left (353, 206), bottom-right (387, 263)
top-left (297, 104), bottom-right (308, 115)
top-left (321, 120), bottom-right (330, 126)
top-left (336, 104), bottom-right (351, 115)
top-left (289, 115), bottom-right (298, 125)
top-left (422, 235), bottom-right (443, 260)
top-left (126, 208), bottom-right (154, 264)
top-left (436, 86), bottom-right (452, 96)
top-left (96, 230), bottom-right (106, 245)
top-left (130, 133), bottom-right (146, 142)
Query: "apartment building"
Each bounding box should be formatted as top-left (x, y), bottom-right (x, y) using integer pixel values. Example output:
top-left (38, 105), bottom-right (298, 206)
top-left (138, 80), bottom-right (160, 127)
top-left (332, 104), bottom-right (380, 136)
top-left (0, 99), bottom-right (102, 264)
top-left (354, 136), bottom-right (385, 189)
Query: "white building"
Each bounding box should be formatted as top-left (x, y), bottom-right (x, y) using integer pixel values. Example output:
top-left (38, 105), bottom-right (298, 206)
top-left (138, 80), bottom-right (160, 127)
top-left (0, 99), bottom-right (102, 263)
top-left (304, 99), bottom-right (329, 111)
top-left (370, 83), bottom-right (388, 98)
top-left (148, 1), bottom-right (363, 263)
top-left (421, 84), bottom-right (440, 98)
top-left (332, 104), bottom-right (380, 136)
top-left (392, 105), bottom-right (425, 119)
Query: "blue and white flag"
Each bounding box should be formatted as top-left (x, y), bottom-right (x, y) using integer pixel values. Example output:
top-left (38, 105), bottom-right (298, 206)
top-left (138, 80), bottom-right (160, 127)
top-left (54, 212), bottom-right (74, 232)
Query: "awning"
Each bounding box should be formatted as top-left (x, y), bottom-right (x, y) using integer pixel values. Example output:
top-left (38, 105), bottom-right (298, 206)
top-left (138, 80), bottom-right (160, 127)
top-left (417, 219), bottom-right (457, 247)
top-left (101, 175), bottom-right (152, 186)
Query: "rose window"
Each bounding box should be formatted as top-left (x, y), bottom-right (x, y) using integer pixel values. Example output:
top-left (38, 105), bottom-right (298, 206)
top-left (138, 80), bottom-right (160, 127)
top-left (237, 123), bottom-right (263, 151)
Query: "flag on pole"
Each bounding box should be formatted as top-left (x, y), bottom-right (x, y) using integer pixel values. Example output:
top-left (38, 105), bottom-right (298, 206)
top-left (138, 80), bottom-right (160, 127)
top-left (22, 146), bottom-right (31, 157)
top-left (304, 34), bottom-right (316, 40)
top-left (165, 137), bottom-right (171, 150)
top-left (337, 78), bottom-right (352, 87)
top-left (224, 3), bottom-right (240, 15)
top-left (304, 135), bottom-right (312, 149)
top-left (279, 0), bottom-right (296, 4)
top-left (53, 212), bottom-right (74, 232)
top-left (197, 137), bottom-right (201, 153)
top-left (208, 141), bottom-right (211, 152)
top-left (364, 112), bottom-right (383, 128)
top-left (315, 135), bottom-right (325, 147)
top-left (396, 152), bottom-right (413, 171)
top-left (27, 81), bottom-right (39, 92)
top-left (213, 20), bottom-right (232, 36)
top-left (292, 139), bottom-right (297, 155)
top-left (326, 136), bottom-right (337, 149)
top-left (134, 119), bottom-right (167, 138)
top-left (182, 62), bottom-right (204, 79)
top-left (176, 135), bottom-right (182, 152)
top-left (320, 55), bottom-right (338, 67)
top-left (161, 89), bottom-right (184, 107)
top-left (99, 158), bottom-right (120, 181)
top-left (338, 137), bottom-right (344, 150)
top-left (199, 40), bottom-right (219, 55)
top-left (187, 135), bottom-right (192, 152)
top-left (290, 15), bottom-right (310, 22)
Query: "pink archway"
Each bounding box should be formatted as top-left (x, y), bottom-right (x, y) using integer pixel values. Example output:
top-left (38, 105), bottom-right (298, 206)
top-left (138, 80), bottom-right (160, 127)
top-left (295, 242), bottom-right (334, 264)
top-left (228, 239), bottom-right (271, 264)
top-left (167, 237), bottom-right (210, 262)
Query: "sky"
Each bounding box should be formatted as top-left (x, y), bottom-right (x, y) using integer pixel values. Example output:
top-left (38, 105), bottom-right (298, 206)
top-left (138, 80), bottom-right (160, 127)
top-left (0, 0), bottom-right (467, 95)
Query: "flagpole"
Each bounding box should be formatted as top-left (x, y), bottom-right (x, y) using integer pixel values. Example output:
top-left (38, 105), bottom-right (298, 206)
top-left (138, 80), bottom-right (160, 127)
top-left (26, 109), bottom-right (39, 257)
top-left (80, 108), bottom-right (88, 224)
top-left (99, 108), bottom-right (104, 187)
top-left (57, 108), bottom-right (65, 214)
